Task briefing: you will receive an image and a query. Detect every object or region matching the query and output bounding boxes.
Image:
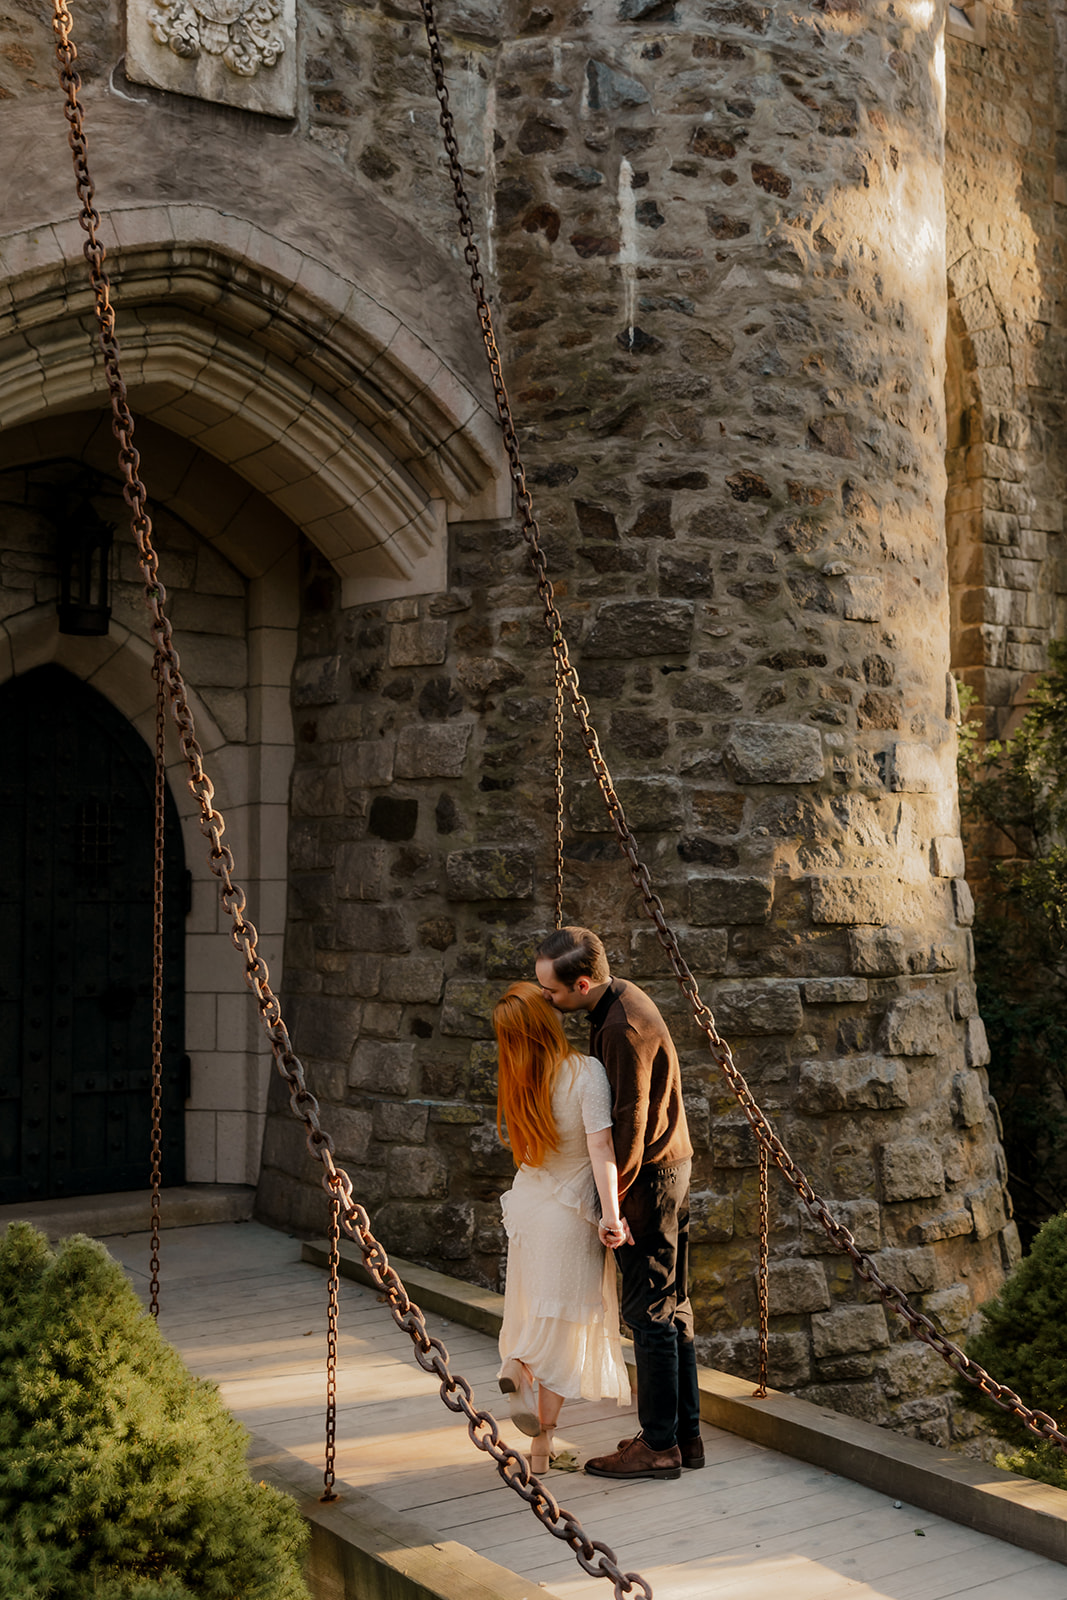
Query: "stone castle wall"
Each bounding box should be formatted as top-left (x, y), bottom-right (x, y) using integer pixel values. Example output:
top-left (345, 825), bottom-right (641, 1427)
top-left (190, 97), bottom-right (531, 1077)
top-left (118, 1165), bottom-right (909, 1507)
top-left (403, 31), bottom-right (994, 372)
top-left (0, 0), bottom-right (1054, 1437)
top-left (254, 2), bottom-right (1020, 1441)
top-left (945, 0), bottom-right (1067, 743)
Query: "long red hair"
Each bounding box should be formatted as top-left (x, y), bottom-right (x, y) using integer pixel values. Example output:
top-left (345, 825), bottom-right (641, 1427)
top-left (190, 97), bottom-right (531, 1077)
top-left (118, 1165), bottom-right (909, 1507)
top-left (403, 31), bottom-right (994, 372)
top-left (494, 981), bottom-right (571, 1168)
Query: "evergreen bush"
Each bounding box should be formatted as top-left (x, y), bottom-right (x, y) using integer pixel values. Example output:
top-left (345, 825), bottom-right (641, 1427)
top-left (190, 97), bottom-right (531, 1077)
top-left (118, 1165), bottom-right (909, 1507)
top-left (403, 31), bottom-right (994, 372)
top-left (958, 1209), bottom-right (1067, 1489)
top-left (0, 1223), bottom-right (310, 1600)
top-left (957, 644), bottom-right (1067, 1240)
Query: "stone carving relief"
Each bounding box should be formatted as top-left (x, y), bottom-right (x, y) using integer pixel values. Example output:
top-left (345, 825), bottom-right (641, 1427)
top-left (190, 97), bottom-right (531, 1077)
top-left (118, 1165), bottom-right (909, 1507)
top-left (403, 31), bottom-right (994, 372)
top-left (126, 0), bottom-right (296, 116)
top-left (146, 0), bottom-right (284, 78)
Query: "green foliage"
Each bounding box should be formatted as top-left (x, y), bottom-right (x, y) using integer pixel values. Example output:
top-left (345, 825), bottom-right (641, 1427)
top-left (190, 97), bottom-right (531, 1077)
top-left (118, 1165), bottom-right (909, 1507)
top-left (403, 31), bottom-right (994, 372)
top-left (0, 1224), bottom-right (310, 1600)
top-left (957, 643), bottom-right (1067, 1238)
top-left (959, 1211), bottom-right (1067, 1441)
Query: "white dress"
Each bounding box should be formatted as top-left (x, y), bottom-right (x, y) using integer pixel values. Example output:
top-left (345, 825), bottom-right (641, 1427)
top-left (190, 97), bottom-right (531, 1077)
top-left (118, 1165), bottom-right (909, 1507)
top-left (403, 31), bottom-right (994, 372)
top-left (498, 1053), bottom-right (631, 1405)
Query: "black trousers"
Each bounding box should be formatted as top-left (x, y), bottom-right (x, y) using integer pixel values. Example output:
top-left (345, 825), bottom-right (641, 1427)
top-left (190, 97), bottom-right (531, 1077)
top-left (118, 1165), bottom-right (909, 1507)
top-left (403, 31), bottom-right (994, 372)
top-left (618, 1159), bottom-right (702, 1452)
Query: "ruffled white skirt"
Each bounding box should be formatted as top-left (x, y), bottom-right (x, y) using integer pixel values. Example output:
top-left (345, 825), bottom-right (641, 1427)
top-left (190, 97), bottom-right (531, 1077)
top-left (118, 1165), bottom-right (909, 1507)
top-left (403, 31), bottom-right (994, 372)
top-left (498, 1163), bottom-right (630, 1405)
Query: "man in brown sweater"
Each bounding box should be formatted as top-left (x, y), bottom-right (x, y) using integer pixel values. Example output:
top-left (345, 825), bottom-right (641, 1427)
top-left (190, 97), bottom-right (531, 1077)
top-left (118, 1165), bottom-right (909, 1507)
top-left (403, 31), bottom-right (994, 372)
top-left (536, 926), bottom-right (703, 1480)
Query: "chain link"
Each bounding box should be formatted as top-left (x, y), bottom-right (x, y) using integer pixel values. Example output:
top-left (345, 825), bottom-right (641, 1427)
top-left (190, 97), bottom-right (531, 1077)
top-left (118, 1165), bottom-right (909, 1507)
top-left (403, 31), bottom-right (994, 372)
top-left (554, 655), bottom-right (565, 930)
top-left (322, 1185), bottom-right (340, 1503)
top-left (417, 0), bottom-right (1067, 1456)
top-left (149, 649), bottom-right (165, 1316)
top-left (50, 9), bottom-right (655, 1594)
top-left (754, 1142), bottom-right (769, 1399)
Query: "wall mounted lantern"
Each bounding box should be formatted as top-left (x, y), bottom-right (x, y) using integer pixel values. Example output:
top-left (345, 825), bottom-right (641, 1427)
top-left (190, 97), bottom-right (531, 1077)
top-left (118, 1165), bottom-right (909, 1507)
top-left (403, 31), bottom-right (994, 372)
top-left (57, 501), bottom-right (114, 636)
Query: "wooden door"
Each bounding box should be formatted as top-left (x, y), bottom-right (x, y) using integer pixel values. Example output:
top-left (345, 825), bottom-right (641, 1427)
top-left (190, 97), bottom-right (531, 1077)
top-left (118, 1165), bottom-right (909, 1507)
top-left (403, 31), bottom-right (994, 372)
top-left (0, 664), bottom-right (186, 1201)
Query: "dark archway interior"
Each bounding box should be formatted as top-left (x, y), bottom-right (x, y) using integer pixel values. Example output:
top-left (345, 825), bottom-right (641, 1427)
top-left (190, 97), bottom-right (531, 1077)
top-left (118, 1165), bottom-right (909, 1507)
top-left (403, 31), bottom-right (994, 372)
top-left (0, 664), bottom-right (187, 1202)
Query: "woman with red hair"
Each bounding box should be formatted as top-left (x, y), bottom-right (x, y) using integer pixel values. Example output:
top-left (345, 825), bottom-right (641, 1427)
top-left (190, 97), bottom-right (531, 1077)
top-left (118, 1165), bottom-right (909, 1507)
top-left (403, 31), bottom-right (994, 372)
top-left (493, 981), bottom-right (630, 1474)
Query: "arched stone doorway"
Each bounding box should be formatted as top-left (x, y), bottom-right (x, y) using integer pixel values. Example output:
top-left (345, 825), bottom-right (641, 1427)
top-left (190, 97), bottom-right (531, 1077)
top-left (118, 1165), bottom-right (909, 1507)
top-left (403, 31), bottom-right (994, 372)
top-left (0, 664), bottom-right (186, 1201)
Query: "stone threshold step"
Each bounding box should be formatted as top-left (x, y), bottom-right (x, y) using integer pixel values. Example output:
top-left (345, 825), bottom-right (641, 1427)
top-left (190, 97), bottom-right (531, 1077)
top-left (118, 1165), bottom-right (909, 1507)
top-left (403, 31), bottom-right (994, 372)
top-left (0, 1184), bottom-right (256, 1240)
top-left (303, 1235), bottom-right (1067, 1571)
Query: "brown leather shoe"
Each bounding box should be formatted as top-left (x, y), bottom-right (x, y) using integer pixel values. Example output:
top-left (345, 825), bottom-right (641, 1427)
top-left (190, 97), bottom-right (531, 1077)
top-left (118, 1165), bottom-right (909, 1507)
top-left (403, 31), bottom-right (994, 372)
top-left (586, 1434), bottom-right (682, 1480)
top-left (617, 1432), bottom-right (704, 1470)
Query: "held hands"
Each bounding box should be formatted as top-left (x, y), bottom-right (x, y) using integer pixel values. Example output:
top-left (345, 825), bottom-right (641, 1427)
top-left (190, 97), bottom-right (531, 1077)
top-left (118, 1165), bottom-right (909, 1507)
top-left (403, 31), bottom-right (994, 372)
top-left (598, 1217), bottom-right (633, 1250)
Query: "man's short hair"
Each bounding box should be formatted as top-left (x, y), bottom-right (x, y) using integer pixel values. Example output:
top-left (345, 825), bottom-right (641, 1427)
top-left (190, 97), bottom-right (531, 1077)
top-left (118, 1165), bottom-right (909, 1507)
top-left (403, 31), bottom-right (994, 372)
top-left (538, 926), bottom-right (610, 986)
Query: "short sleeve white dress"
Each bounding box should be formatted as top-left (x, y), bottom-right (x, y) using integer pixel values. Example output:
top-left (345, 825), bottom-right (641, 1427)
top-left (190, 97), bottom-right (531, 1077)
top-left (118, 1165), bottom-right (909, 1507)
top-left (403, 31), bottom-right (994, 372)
top-left (498, 1053), bottom-right (631, 1405)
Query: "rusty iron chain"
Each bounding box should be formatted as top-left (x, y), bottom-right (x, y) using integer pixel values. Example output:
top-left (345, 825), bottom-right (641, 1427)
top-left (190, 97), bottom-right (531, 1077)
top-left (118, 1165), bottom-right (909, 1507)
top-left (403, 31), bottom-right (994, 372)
top-left (322, 1190), bottom-right (341, 1503)
top-left (754, 1143), bottom-right (769, 1399)
top-left (417, 0), bottom-right (1067, 1455)
top-left (50, 11), bottom-right (653, 1597)
top-left (149, 650), bottom-right (166, 1317)
top-left (554, 656), bottom-right (565, 930)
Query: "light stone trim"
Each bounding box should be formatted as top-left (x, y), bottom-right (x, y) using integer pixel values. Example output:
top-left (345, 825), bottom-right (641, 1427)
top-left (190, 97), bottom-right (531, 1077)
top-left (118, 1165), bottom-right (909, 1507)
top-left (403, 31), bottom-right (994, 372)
top-left (0, 546), bottom-right (297, 1189)
top-left (0, 208), bottom-right (509, 605)
top-left (126, 0), bottom-right (298, 118)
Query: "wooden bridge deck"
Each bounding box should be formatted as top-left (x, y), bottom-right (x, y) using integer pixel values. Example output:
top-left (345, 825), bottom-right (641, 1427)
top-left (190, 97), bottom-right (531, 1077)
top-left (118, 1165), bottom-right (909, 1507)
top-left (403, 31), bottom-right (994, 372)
top-left (106, 1219), bottom-right (1067, 1600)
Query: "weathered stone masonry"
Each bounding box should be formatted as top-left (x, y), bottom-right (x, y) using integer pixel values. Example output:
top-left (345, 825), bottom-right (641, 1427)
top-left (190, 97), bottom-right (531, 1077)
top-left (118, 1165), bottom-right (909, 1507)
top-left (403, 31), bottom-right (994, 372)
top-left (256, 1), bottom-right (1020, 1441)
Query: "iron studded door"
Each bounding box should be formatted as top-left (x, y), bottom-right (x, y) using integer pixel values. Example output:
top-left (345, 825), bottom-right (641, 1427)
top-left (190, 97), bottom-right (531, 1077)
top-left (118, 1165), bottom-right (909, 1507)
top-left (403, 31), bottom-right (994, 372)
top-left (0, 664), bottom-right (186, 1202)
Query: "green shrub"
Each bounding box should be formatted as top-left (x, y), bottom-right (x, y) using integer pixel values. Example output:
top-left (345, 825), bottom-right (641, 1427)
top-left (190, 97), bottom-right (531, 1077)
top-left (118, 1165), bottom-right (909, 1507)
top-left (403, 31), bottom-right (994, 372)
top-left (957, 648), bottom-right (1067, 1240)
top-left (958, 1209), bottom-right (1067, 1487)
top-left (0, 1224), bottom-right (310, 1600)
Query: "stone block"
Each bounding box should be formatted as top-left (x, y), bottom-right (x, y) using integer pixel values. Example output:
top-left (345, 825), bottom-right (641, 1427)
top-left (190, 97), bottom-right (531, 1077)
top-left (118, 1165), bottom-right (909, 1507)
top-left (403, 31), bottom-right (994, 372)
top-left (584, 600), bottom-right (694, 658)
top-left (800, 1198), bottom-right (881, 1255)
top-left (486, 930), bottom-right (541, 980)
top-left (713, 984), bottom-right (804, 1035)
top-left (767, 1259), bottom-right (830, 1315)
top-left (341, 740), bottom-right (394, 789)
top-left (811, 1304), bottom-right (889, 1358)
top-left (328, 1106), bottom-right (373, 1163)
top-left (349, 1040), bottom-right (416, 1096)
top-left (469, 1118), bottom-right (516, 1176)
top-left (802, 977), bottom-right (869, 1004)
top-left (287, 995), bottom-right (362, 1062)
top-left (869, 1246), bottom-right (936, 1293)
top-left (917, 1207), bottom-right (974, 1244)
top-left (700, 1329), bottom-right (811, 1390)
top-left (810, 876), bottom-right (886, 926)
top-left (446, 847), bottom-right (535, 900)
top-left (376, 1201), bottom-right (474, 1261)
top-left (922, 1283), bottom-right (973, 1336)
top-left (1000, 1220), bottom-right (1023, 1269)
top-left (429, 1102), bottom-right (481, 1124)
top-left (291, 766), bottom-right (346, 817)
top-left (953, 978), bottom-right (978, 1019)
top-left (335, 905), bottom-right (411, 954)
top-left (379, 957), bottom-right (445, 1005)
top-left (841, 575), bottom-right (883, 621)
top-left (570, 777), bottom-right (685, 833)
top-left (630, 926), bottom-right (728, 978)
top-left (387, 1145), bottom-right (449, 1198)
top-left (335, 843), bottom-right (386, 901)
top-left (967, 1179), bottom-right (1007, 1240)
top-left (880, 993), bottom-right (944, 1056)
top-left (877, 1341), bottom-right (945, 1399)
top-left (953, 878), bottom-right (975, 926)
top-left (468, 1041), bottom-right (498, 1103)
top-left (723, 722), bottom-right (824, 784)
top-left (952, 1070), bottom-right (987, 1127)
top-left (965, 1016), bottom-right (991, 1067)
top-left (388, 620), bottom-right (448, 667)
top-left (293, 654), bottom-right (342, 706)
top-left (712, 1120), bottom-right (759, 1168)
top-left (586, 58), bottom-right (650, 110)
top-left (796, 1055), bottom-right (910, 1114)
top-left (932, 836), bottom-right (967, 877)
top-left (394, 723), bottom-right (473, 778)
top-left (848, 926), bottom-right (907, 975)
top-left (879, 1139), bottom-right (945, 1202)
top-left (888, 743), bottom-right (944, 793)
top-left (369, 796), bottom-right (419, 841)
top-left (440, 980), bottom-right (497, 1038)
top-left (373, 1100), bottom-right (429, 1143)
top-left (689, 1191), bottom-right (734, 1243)
top-left (690, 876), bottom-right (773, 925)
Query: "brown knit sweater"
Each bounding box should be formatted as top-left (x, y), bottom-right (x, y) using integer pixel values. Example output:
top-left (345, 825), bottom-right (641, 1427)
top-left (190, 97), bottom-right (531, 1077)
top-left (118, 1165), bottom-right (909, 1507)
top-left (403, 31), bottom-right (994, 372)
top-left (588, 978), bottom-right (693, 1201)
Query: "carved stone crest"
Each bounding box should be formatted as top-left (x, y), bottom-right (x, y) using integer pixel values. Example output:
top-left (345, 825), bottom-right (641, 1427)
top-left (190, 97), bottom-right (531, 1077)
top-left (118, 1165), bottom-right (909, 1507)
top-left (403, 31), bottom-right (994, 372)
top-left (126, 0), bottom-right (296, 115)
top-left (147, 0), bottom-right (284, 78)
